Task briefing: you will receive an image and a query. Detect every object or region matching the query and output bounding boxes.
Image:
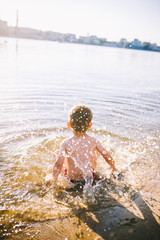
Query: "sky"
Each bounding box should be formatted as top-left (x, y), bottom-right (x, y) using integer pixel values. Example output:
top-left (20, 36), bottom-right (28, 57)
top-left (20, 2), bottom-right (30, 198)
top-left (0, 0), bottom-right (160, 45)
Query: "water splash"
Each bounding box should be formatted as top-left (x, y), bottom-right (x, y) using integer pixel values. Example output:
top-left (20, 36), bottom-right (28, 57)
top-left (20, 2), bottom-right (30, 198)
top-left (0, 127), bottom-right (159, 237)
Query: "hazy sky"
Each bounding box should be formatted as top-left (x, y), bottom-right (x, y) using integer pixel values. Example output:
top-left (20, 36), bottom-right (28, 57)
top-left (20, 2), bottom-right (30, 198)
top-left (0, 0), bottom-right (160, 44)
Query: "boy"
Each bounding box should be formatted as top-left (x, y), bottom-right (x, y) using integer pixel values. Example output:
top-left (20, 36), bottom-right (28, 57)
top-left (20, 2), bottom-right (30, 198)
top-left (52, 105), bottom-right (118, 185)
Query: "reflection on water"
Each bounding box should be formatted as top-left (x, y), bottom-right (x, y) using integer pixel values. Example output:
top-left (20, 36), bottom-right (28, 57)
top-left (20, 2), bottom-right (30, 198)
top-left (0, 37), bottom-right (160, 237)
top-left (0, 128), bottom-right (159, 237)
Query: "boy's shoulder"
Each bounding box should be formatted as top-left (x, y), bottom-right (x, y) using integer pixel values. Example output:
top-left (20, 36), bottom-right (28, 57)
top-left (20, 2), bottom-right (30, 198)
top-left (86, 134), bottom-right (98, 142)
top-left (61, 136), bottom-right (74, 146)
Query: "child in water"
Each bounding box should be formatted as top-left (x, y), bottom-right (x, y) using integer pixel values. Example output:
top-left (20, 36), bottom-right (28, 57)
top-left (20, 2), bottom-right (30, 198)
top-left (52, 105), bottom-right (118, 185)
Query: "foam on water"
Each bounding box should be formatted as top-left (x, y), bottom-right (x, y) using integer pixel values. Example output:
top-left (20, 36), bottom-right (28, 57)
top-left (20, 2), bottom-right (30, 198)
top-left (0, 127), bottom-right (159, 237)
top-left (0, 37), bottom-right (160, 237)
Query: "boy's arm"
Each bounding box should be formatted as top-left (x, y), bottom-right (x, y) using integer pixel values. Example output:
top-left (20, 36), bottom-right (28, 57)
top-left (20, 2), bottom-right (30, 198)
top-left (52, 143), bottom-right (66, 182)
top-left (96, 140), bottom-right (118, 172)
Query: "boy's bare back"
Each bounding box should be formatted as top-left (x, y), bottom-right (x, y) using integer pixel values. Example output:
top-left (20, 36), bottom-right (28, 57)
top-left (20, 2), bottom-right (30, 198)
top-left (52, 105), bottom-right (118, 183)
top-left (60, 133), bottom-right (99, 180)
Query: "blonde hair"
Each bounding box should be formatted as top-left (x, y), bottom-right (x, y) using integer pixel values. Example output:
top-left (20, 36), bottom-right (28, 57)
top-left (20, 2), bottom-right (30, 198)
top-left (69, 105), bottom-right (92, 133)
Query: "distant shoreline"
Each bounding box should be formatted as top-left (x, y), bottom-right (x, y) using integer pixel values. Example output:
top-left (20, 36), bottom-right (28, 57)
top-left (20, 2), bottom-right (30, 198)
top-left (0, 18), bottom-right (160, 53)
top-left (0, 34), bottom-right (160, 54)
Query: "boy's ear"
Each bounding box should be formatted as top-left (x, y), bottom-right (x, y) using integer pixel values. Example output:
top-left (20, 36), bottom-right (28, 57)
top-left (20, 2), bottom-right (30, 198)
top-left (89, 122), bottom-right (92, 128)
top-left (67, 122), bottom-right (71, 128)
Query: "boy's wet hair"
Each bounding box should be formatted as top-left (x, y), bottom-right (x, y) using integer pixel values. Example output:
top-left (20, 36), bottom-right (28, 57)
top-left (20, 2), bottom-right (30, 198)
top-left (69, 105), bottom-right (93, 133)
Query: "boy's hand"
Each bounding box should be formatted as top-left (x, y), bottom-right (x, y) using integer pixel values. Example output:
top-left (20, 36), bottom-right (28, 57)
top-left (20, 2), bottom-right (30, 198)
top-left (111, 170), bottom-right (124, 180)
top-left (111, 167), bottom-right (118, 173)
top-left (52, 178), bottom-right (56, 184)
top-left (52, 178), bottom-right (59, 188)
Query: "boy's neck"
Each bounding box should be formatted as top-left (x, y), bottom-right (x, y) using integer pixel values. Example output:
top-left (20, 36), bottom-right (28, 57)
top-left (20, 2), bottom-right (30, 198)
top-left (73, 130), bottom-right (87, 137)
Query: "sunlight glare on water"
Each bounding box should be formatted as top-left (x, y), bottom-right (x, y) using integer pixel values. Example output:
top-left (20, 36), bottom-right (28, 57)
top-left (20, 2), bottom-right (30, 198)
top-left (0, 37), bottom-right (160, 237)
top-left (1, 127), bottom-right (159, 236)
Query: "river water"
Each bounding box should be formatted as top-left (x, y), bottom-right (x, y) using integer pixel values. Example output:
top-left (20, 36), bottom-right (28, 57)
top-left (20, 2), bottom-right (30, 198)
top-left (0, 37), bottom-right (160, 238)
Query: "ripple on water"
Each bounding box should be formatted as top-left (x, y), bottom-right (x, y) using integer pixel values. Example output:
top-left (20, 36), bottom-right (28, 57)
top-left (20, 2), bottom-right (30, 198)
top-left (0, 127), bottom-right (159, 237)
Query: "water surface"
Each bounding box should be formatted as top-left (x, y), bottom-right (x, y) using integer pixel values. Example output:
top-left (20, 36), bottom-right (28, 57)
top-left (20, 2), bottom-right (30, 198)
top-left (0, 37), bottom-right (160, 237)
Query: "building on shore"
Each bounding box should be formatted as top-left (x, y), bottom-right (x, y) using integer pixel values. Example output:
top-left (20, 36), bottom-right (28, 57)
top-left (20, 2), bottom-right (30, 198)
top-left (0, 20), bottom-right (8, 34)
top-left (119, 38), bottom-right (127, 48)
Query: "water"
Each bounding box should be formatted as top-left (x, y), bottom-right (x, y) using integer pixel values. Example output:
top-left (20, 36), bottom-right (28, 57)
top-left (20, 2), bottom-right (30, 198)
top-left (0, 37), bottom-right (160, 238)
